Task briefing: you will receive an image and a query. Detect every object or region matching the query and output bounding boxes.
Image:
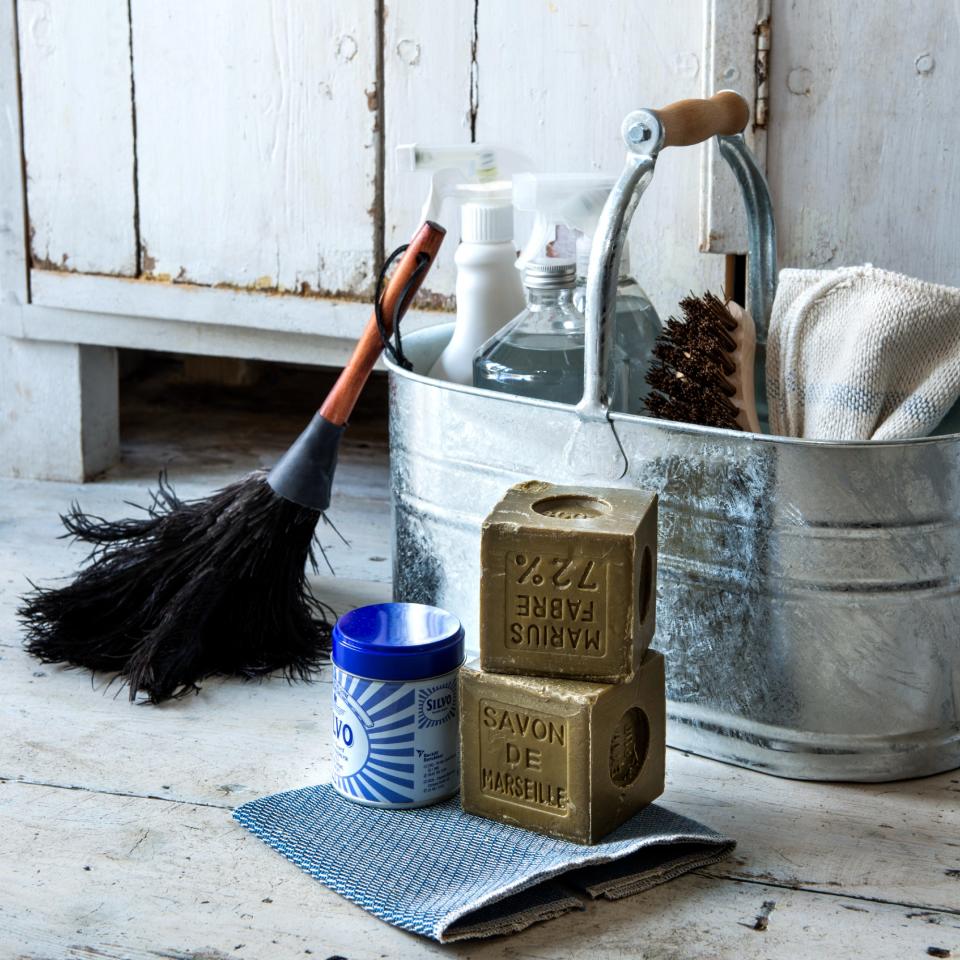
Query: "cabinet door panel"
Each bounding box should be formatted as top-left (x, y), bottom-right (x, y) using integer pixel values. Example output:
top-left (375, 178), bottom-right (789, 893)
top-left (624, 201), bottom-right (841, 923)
top-left (768, 0), bottom-right (960, 284)
top-left (132, 0), bottom-right (378, 297)
top-left (383, 1), bottom-right (474, 303)
top-left (18, 0), bottom-right (137, 276)
top-left (474, 0), bottom-right (726, 320)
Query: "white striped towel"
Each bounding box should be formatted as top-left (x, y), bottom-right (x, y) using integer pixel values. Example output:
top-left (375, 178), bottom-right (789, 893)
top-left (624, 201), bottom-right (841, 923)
top-left (767, 265), bottom-right (960, 440)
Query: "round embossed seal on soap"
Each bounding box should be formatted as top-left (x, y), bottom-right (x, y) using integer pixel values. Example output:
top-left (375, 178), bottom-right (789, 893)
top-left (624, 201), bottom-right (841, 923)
top-left (331, 602), bottom-right (464, 808)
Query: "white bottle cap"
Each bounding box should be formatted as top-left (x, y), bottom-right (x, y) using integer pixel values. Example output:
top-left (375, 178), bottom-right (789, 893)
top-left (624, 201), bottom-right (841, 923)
top-left (461, 202), bottom-right (514, 243)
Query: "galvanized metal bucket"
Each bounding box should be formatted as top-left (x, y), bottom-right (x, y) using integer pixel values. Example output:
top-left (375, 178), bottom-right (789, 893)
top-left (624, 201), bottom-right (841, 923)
top-left (385, 104), bottom-right (960, 782)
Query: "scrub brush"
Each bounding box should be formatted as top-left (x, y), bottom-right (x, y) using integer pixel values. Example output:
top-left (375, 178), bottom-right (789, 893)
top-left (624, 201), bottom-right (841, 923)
top-left (644, 292), bottom-right (760, 432)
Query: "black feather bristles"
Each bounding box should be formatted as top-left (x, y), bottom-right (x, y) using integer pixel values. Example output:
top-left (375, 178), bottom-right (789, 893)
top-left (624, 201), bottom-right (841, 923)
top-left (19, 471), bottom-right (334, 703)
top-left (644, 292), bottom-right (743, 430)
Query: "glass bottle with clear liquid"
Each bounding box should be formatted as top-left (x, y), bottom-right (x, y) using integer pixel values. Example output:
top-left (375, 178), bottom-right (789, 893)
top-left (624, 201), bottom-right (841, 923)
top-left (473, 258), bottom-right (585, 405)
top-left (573, 238), bottom-right (662, 414)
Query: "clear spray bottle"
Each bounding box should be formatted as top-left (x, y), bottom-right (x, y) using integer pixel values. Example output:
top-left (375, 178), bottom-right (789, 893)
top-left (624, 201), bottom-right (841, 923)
top-left (573, 236), bottom-right (661, 409)
top-left (511, 173), bottom-right (662, 413)
top-left (473, 258), bottom-right (585, 405)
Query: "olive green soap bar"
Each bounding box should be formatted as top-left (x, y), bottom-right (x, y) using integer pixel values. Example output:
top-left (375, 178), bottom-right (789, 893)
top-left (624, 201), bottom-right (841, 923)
top-left (459, 650), bottom-right (666, 845)
top-left (480, 480), bottom-right (657, 682)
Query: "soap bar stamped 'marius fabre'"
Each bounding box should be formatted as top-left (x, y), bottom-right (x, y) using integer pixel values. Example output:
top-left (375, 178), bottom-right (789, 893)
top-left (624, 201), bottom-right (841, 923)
top-left (480, 480), bottom-right (657, 682)
top-left (459, 651), bottom-right (666, 844)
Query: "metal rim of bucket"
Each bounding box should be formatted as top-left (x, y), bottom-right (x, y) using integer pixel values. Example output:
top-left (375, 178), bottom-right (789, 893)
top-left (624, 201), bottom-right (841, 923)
top-left (385, 353), bottom-right (960, 450)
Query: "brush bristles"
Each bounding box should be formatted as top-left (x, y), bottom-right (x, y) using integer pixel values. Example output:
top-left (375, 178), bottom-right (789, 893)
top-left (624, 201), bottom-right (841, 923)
top-left (19, 471), bottom-right (333, 703)
top-left (645, 292), bottom-right (743, 431)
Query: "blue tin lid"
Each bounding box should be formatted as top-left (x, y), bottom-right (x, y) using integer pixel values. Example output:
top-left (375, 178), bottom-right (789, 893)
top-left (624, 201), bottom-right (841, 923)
top-left (332, 602), bottom-right (465, 682)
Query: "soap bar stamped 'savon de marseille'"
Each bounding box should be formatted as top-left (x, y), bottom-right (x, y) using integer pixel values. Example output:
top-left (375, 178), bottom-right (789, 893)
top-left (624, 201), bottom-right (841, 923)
top-left (459, 651), bottom-right (666, 844)
top-left (480, 480), bottom-right (657, 682)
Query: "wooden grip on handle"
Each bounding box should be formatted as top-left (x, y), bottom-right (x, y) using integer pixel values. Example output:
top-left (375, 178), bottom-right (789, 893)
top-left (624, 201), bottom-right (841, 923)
top-left (655, 91), bottom-right (749, 148)
top-left (319, 220), bottom-right (446, 426)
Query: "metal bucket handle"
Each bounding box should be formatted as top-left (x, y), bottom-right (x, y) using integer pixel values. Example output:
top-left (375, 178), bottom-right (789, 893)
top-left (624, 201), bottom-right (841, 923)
top-left (578, 91), bottom-right (777, 425)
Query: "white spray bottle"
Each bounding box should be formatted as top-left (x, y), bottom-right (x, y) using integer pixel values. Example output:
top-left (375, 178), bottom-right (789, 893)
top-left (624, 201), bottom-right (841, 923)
top-left (513, 173), bottom-right (662, 413)
top-left (396, 144), bottom-right (528, 385)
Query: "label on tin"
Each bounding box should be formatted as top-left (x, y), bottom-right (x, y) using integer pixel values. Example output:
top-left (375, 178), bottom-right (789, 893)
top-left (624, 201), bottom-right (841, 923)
top-left (332, 666), bottom-right (459, 807)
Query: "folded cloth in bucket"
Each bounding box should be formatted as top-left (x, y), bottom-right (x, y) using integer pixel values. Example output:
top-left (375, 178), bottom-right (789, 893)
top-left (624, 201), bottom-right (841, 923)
top-left (233, 783), bottom-right (734, 942)
top-left (767, 265), bottom-right (960, 440)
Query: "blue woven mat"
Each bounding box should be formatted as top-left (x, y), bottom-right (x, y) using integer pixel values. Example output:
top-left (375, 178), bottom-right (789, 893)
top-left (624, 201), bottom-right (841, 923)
top-left (234, 784), bottom-right (734, 942)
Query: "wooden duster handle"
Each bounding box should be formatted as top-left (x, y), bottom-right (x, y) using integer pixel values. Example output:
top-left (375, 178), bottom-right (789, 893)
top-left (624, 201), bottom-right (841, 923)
top-left (654, 91), bottom-right (749, 148)
top-left (319, 220), bottom-right (446, 426)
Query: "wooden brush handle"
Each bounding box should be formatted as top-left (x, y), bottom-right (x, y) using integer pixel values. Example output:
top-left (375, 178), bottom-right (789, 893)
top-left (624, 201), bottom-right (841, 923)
top-left (319, 220), bottom-right (446, 426)
top-left (655, 91), bottom-right (749, 148)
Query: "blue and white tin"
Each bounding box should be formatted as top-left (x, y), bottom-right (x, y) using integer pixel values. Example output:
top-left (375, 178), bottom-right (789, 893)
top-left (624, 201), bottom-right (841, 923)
top-left (331, 602), bottom-right (464, 808)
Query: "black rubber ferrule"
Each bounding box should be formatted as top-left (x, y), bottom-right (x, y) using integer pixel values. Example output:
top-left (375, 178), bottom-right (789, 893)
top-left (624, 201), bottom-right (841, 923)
top-left (267, 412), bottom-right (345, 512)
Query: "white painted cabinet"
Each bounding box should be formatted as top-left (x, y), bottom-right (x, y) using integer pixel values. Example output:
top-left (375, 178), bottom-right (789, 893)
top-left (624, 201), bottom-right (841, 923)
top-left (767, 0), bottom-right (959, 282)
top-left (1, 0), bottom-right (957, 479)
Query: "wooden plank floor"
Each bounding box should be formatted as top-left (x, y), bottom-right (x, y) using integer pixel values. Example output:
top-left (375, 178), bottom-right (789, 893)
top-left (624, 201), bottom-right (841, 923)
top-left (1, 368), bottom-right (958, 958)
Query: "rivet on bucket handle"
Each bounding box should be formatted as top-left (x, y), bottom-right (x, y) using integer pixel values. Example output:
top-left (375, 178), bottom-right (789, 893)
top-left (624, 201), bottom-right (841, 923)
top-left (573, 90), bottom-right (776, 465)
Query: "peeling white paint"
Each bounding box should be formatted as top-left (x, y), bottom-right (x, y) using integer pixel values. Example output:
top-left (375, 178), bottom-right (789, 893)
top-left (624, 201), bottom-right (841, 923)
top-left (787, 66), bottom-right (814, 96)
top-left (18, 0), bottom-right (138, 275)
top-left (132, 3), bottom-right (377, 296)
top-left (396, 37), bottom-right (421, 65)
top-left (336, 33), bottom-right (358, 63)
